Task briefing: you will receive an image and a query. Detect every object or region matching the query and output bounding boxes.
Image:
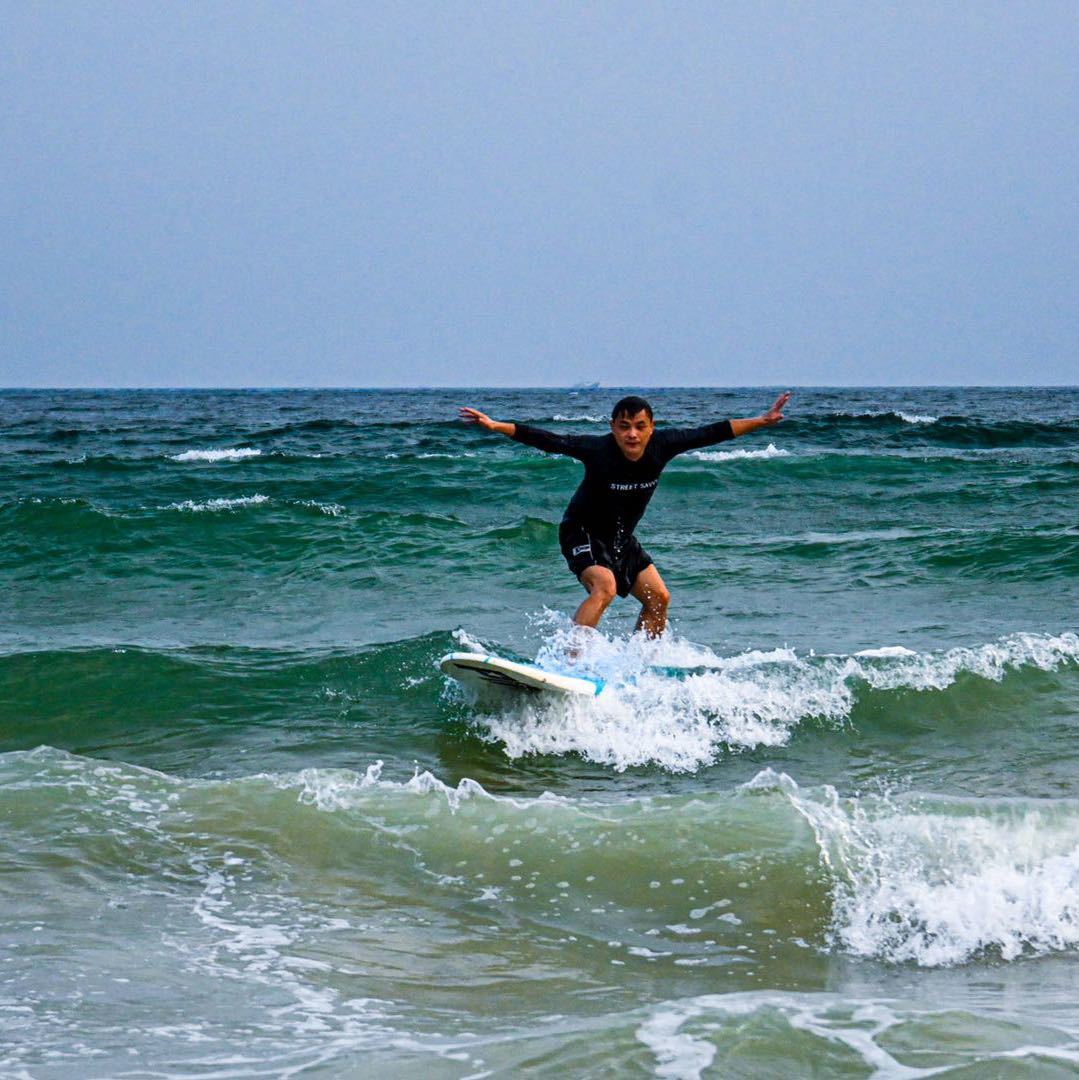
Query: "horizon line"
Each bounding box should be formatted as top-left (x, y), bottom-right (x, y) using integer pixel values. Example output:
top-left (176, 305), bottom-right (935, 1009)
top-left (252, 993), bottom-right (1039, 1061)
top-left (2, 384), bottom-right (1076, 392)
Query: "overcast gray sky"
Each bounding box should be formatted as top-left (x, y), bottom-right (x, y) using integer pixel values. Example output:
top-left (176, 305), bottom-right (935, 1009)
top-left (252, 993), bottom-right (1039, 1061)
top-left (2, 2), bottom-right (1077, 387)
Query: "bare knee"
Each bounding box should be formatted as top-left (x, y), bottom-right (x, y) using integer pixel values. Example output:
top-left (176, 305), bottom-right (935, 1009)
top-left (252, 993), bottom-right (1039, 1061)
top-left (583, 569), bottom-right (617, 606)
top-left (590, 579), bottom-right (617, 607)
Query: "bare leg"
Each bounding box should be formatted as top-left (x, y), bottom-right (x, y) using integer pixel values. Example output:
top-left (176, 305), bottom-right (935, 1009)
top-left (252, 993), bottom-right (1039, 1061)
top-left (630, 564), bottom-right (671, 638)
top-left (574, 565), bottom-right (618, 628)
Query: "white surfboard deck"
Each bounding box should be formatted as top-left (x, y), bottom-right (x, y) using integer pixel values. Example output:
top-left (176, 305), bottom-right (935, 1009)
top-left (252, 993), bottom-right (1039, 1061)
top-left (439, 652), bottom-right (604, 697)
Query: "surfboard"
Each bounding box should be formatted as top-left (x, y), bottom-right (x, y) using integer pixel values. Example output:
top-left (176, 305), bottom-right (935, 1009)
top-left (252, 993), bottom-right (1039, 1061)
top-left (439, 652), bottom-right (604, 697)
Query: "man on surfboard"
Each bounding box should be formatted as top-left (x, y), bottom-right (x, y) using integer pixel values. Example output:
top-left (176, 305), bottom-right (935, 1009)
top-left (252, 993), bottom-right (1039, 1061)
top-left (459, 392), bottom-right (789, 637)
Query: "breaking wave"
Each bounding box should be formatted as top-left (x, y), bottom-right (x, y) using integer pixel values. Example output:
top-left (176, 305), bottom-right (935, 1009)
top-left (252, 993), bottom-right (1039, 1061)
top-left (455, 628), bottom-right (1079, 773)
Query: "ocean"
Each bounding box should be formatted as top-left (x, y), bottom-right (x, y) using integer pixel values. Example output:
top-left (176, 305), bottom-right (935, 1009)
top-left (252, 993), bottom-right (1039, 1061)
top-left (1, 386), bottom-right (1077, 1077)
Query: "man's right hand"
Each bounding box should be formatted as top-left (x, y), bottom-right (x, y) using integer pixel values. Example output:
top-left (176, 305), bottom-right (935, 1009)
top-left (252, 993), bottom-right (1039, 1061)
top-left (458, 407), bottom-right (515, 437)
top-left (458, 406), bottom-right (495, 429)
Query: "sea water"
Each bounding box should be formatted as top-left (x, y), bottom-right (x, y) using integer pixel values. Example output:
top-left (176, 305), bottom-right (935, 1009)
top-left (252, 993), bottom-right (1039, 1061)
top-left (1, 387), bottom-right (1077, 1076)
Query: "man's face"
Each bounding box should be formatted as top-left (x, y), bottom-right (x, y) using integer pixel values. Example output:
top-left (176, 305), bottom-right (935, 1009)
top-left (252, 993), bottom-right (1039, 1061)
top-left (610, 410), bottom-right (655, 461)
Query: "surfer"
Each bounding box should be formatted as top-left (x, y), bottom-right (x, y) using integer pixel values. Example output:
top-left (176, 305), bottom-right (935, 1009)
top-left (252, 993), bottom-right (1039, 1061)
top-left (459, 392), bottom-right (789, 637)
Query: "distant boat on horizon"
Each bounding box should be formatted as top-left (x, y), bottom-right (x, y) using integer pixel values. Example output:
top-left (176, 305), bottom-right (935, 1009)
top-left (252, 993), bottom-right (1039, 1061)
top-left (570, 381), bottom-right (602, 390)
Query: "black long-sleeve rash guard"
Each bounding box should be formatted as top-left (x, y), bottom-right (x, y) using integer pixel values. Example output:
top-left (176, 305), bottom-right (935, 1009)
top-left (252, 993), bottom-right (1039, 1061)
top-left (511, 419), bottom-right (735, 544)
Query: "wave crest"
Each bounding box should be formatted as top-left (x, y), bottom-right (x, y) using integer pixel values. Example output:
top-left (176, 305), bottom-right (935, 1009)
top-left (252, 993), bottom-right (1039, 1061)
top-left (171, 448), bottom-right (262, 462)
top-left (691, 443), bottom-right (789, 462)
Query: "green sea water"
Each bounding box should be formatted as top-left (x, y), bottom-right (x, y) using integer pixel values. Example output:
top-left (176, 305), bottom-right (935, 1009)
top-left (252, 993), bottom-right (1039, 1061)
top-left (1, 387), bottom-right (1077, 1077)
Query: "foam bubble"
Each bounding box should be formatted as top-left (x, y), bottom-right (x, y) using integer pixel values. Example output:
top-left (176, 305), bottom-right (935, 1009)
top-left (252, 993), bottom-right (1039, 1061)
top-left (552, 414), bottom-right (605, 422)
top-left (171, 447), bottom-right (263, 462)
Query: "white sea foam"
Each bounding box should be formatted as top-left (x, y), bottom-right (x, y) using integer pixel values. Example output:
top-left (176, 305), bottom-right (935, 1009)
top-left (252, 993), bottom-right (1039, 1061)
top-left (839, 410), bottom-right (939, 424)
top-left (460, 626), bottom-right (1079, 773)
top-left (636, 993), bottom-right (921, 1079)
top-left (790, 783), bottom-right (1079, 966)
top-left (636, 1001), bottom-right (717, 1077)
top-left (451, 626), bottom-right (493, 656)
top-left (839, 630), bottom-right (1079, 693)
top-left (552, 414), bottom-right (604, 422)
top-left (853, 645), bottom-right (918, 658)
top-left (169, 494), bottom-right (270, 512)
top-left (299, 499), bottom-right (346, 516)
top-left (164, 495), bottom-right (344, 514)
top-left (472, 626), bottom-right (837, 772)
top-left (293, 760), bottom-right (496, 813)
top-left (171, 447), bottom-right (263, 462)
top-left (184, 851), bottom-right (404, 1056)
top-left (691, 443), bottom-right (789, 462)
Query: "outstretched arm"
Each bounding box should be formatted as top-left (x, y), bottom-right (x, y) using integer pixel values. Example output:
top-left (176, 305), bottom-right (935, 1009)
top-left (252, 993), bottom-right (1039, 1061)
top-left (659, 391), bottom-right (791, 458)
top-left (458, 406), bottom-right (597, 460)
top-left (458, 406), bottom-right (516, 438)
top-left (730, 391), bottom-right (790, 437)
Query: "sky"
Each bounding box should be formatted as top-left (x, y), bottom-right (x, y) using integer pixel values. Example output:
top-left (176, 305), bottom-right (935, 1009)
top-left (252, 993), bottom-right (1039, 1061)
top-left (2, 1), bottom-right (1077, 388)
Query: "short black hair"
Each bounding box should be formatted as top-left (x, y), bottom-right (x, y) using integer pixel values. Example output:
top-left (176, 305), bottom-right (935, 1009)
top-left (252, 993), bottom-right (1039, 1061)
top-left (610, 395), bottom-right (653, 422)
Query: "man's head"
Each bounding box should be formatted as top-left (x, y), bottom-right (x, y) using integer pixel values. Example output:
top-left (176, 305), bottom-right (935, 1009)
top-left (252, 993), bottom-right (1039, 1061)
top-left (609, 395), bottom-right (655, 461)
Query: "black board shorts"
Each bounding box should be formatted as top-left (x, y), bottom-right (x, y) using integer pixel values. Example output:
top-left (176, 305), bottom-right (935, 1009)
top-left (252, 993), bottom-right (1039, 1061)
top-left (558, 521), bottom-right (653, 598)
